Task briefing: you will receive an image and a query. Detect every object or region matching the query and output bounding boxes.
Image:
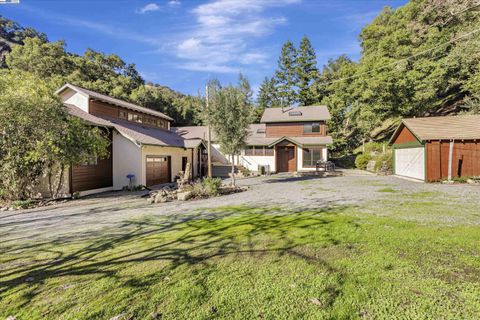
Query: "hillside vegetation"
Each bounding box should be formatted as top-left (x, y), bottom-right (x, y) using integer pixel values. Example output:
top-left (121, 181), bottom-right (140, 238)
top-left (0, 16), bottom-right (203, 126)
top-left (259, 0), bottom-right (480, 154)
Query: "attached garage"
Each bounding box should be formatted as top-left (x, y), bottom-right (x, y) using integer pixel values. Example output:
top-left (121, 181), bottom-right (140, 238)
top-left (390, 115), bottom-right (480, 182)
top-left (145, 156), bottom-right (171, 187)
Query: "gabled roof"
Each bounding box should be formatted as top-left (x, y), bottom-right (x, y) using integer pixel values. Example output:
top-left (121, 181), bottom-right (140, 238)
top-left (390, 114), bottom-right (480, 143)
top-left (66, 104), bottom-right (196, 148)
top-left (267, 136), bottom-right (333, 147)
top-left (260, 106), bottom-right (331, 123)
top-left (56, 83), bottom-right (173, 121)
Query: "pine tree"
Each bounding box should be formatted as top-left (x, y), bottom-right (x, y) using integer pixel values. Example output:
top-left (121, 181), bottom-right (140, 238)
top-left (257, 77), bottom-right (279, 109)
top-left (296, 36), bottom-right (319, 106)
top-left (275, 40), bottom-right (297, 107)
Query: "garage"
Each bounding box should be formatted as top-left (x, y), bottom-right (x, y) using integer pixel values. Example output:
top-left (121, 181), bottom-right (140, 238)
top-left (146, 156), bottom-right (171, 187)
top-left (394, 147), bottom-right (425, 180)
top-left (390, 115), bottom-right (480, 182)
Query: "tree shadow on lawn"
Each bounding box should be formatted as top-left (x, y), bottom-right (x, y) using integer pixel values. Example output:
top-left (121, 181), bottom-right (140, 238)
top-left (0, 205), bottom-right (359, 314)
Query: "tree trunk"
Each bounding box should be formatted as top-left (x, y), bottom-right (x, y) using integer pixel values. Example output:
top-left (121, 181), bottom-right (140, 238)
top-left (231, 162), bottom-right (236, 186)
top-left (54, 164), bottom-right (65, 198)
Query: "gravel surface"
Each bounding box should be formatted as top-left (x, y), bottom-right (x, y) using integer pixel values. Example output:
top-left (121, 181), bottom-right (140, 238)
top-left (2, 170), bottom-right (480, 244)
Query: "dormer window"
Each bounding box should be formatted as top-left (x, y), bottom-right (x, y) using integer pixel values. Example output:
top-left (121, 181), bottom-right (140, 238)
top-left (304, 122), bottom-right (320, 133)
top-left (256, 128), bottom-right (266, 134)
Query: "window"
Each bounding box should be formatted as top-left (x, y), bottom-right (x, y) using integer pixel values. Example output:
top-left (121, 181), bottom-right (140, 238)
top-left (264, 146), bottom-right (274, 156)
top-left (82, 155), bottom-right (98, 166)
top-left (245, 146), bottom-right (255, 156)
top-left (119, 110), bottom-right (128, 119)
top-left (303, 148), bottom-right (323, 167)
top-left (128, 113), bottom-right (143, 123)
top-left (304, 122), bottom-right (321, 134)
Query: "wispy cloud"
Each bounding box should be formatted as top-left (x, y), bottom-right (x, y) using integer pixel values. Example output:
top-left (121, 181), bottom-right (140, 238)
top-left (136, 3), bottom-right (160, 14)
top-left (172, 0), bottom-right (300, 73)
top-left (168, 0), bottom-right (181, 6)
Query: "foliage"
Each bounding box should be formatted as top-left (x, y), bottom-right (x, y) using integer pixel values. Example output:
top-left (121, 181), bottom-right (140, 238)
top-left (355, 153), bottom-right (373, 170)
top-left (275, 40), bottom-right (298, 106)
top-left (204, 76), bottom-right (255, 186)
top-left (188, 177), bottom-right (222, 198)
top-left (257, 76), bottom-right (280, 109)
top-left (1, 16), bottom-right (202, 126)
top-left (296, 36), bottom-right (319, 105)
top-left (374, 152), bottom-right (393, 172)
top-left (0, 70), bottom-right (109, 200)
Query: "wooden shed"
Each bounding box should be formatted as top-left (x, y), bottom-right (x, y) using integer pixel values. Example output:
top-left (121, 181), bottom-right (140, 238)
top-left (389, 115), bottom-right (480, 182)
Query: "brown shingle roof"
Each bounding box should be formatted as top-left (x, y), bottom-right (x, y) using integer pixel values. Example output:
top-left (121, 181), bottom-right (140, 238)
top-left (66, 104), bottom-right (195, 148)
top-left (57, 83), bottom-right (173, 121)
top-left (260, 106), bottom-right (331, 123)
top-left (391, 114), bottom-right (480, 142)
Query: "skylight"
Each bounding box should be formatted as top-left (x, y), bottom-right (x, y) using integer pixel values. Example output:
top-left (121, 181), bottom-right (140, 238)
top-left (289, 111), bottom-right (302, 116)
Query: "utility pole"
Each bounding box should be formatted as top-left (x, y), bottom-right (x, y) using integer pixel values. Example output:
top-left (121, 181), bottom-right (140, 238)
top-left (206, 85), bottom-right (212, 178)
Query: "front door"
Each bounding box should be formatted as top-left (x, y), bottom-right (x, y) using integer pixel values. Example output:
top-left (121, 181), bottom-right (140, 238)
top-left (146, 156), bottom-right (171, 187)
top-left (277, 146), bottom-right (296, 172)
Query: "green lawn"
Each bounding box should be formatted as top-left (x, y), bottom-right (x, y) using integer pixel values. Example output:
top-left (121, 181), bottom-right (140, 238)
top-left (1, 196), bottom-right (480, 319)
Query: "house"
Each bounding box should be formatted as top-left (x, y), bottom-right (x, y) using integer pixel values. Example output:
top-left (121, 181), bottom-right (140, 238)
top-left (51, 84), bottom-right (206, 197)
top-left (174, 105), bottom-right (333, 174)
top-left (389, 114), bottom-right (480, 181)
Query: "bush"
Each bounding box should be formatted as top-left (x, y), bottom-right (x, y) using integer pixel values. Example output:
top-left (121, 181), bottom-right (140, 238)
top-left (202, 177), bottom-right (222, 196)
top-left (355, 153), bottom-right (372, 170)
top-left (374, 152), bottom-right (393, 172)
top-left (187, 177), bottom-right (222, 198)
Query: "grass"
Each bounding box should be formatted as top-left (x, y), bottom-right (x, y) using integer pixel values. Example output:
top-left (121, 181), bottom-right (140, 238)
top-left (1, 201), bottom-right (480, 319)
top-left (377, 187), bottom-right (397, 193)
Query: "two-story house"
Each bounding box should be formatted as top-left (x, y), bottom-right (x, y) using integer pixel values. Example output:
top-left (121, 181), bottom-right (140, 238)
top-left (174, 106), bottom-right (333, 173)
top-left (51, 83), bottom-right (206, 197)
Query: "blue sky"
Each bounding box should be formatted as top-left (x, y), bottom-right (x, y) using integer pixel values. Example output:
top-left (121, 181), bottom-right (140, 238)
top-left (1, 0), bottom-right (407, 96)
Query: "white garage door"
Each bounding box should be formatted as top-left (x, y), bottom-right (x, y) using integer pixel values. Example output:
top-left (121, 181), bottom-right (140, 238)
top-left (395, 147), bottom-right (425, 180)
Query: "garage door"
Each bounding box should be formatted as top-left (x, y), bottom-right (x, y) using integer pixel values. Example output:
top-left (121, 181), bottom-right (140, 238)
top-left (394, 147), bottom-right (425, 180)
top-left (146, 156), bottom-right (171, 187)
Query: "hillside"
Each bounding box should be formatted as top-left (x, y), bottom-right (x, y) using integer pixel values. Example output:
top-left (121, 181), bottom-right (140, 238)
top-left (0, 15), bottom-right (203, 126)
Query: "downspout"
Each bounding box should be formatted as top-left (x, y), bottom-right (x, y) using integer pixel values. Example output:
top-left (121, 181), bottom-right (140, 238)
top-left (448, 139), bottom-right (455, 181)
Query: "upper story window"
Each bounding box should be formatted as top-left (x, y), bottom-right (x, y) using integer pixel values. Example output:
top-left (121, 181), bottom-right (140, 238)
top-left (119, 108), bottom-right (169, 129)
top-left (304, 122), bottom-right (321, 134)
top-left (128, 113), bottom-right (143, 123)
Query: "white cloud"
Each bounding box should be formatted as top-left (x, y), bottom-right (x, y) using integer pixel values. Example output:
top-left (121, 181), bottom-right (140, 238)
top-left (136, 3), bottom-right (160, 14)
top-left (172, 0), bottom-right (300, 73)
top-left (168, 0), bottom-right (181, 6)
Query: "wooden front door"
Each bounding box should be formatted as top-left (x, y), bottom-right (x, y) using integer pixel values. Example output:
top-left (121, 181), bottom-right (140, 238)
top-left (277, 146), bottom-right (296, 172)
top-left (146, 156), bottom-right (171, 187)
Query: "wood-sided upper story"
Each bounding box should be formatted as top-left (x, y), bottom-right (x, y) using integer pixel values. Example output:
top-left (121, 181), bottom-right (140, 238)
top-left (56, 83), bottom-right (173, 130)
top-left (260, 106), bottom-right (330, 138)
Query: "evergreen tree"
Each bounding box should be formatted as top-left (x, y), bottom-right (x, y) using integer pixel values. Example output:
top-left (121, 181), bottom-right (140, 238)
top-left (296, 36), bottom-right (319, 106)
top-left (275, 40), bottom-right (297, 106)
top-left (257, 76), bottom-right (279, 109)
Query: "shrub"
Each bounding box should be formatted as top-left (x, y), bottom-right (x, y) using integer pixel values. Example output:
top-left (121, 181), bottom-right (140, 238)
top-left (187, 177), bottom-right (222, 198)
top-left (355, 153), bottom-right (372, 170)
top-left (202, 177), bottom-right (222, 196)
top-left (374, 152), bottom-right (393, 172)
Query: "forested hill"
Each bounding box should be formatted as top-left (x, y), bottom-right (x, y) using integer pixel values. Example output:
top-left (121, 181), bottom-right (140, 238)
top-left (0, 16), bottom-right (203, 126)
top-left (258, 0), bottom-right (480, 155)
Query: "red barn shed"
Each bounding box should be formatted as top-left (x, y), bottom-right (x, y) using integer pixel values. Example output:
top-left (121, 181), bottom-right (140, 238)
top-left (389, 115), bottom-right (480, 182)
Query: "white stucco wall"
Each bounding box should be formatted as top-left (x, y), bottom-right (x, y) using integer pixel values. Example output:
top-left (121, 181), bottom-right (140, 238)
top-left (297, 146), bottom-right (329, 171)
top-left (112, 132), bottom-right (142, 190)
top-left (240, 154), bottom-right (276, 172)
top-left (141, 145), bottom-right (193, 184)
top-left (33, 168), bottom-right (71, 198)
top-left (59, 90), bottom-right (89, 113)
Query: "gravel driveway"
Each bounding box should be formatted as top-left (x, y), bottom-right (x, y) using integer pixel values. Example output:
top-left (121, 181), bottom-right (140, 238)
top-left (2, 170), bottom-right (480, 245)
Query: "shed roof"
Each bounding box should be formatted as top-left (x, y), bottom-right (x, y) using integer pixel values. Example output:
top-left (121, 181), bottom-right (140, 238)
top-left (57, 83), bottom-right (173, 121)
top-left (390, 114), bottom-right (480, 143)
top-left (260, 106), bottom-right (331, 123)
